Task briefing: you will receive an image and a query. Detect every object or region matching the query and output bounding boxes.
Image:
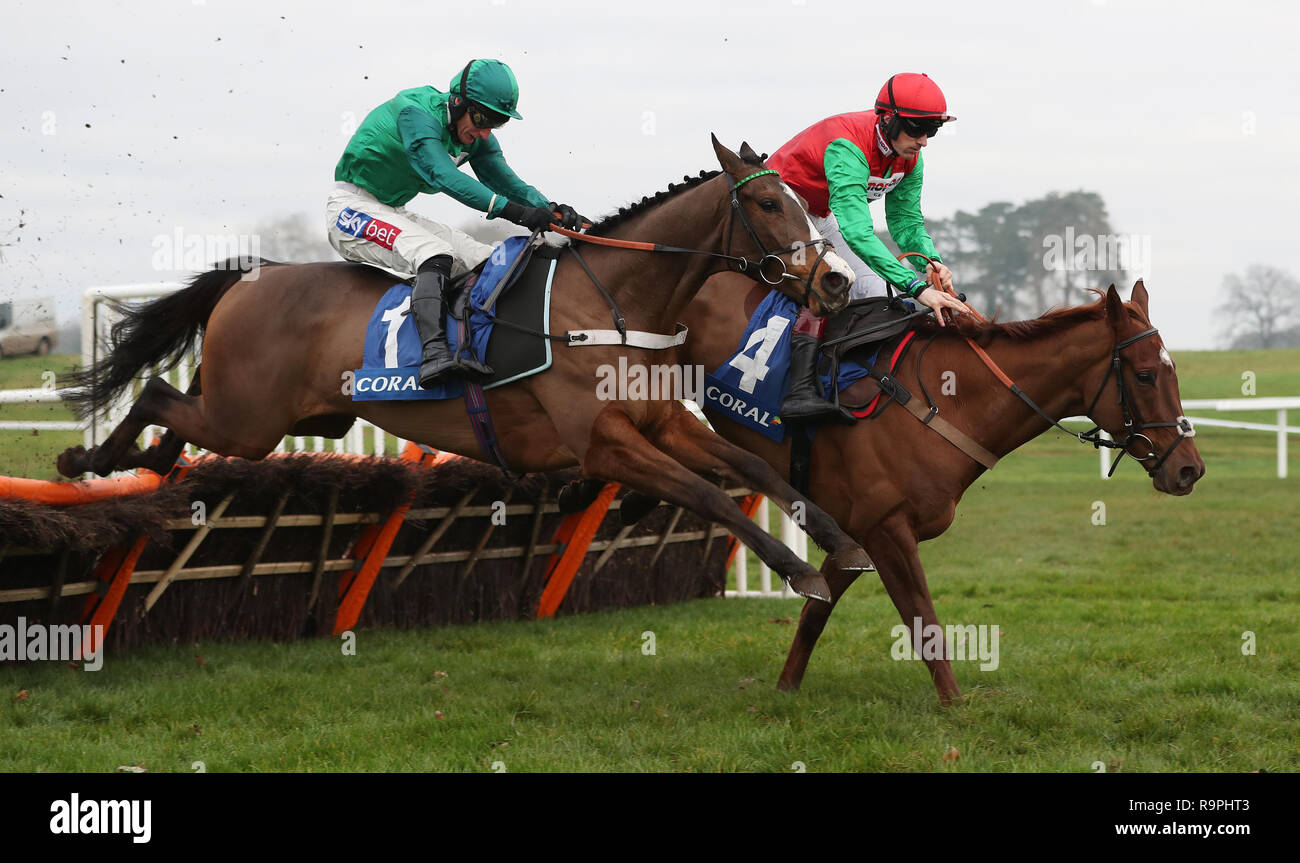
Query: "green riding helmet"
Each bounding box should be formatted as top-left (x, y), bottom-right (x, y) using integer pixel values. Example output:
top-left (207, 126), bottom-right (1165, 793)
top-left (450, 59), bottom-right (524, 120)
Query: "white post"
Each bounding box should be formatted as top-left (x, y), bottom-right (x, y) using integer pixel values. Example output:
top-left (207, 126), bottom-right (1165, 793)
top-left (757, 499), bottom-right (772, 595)
top-left (734, 532), bottom-right (748, 596)
top-left (1280, 410), bottom-right (1288, 479)
top-left (80, 290), bottom-right (97, 449)
top-left (1100, 429), bottom-right (1111, 478)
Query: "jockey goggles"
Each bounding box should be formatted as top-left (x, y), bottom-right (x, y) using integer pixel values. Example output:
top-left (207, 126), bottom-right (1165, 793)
top-left (897, 115), bottom-right (943, 138)
top-left (467, 101), bottom-right (510, 129)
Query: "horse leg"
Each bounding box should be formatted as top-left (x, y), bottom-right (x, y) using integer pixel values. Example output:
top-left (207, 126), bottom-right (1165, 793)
top-left (111, 368), bottom-right (201, 475)
top-left (776, 557), bottom-right (868, 691)
top-left (583, 406), bottom-right (832, 601)
top-left (116, 428), bottom-right (189, 475)
top-left (644, 404), bottom-right (871, 569)
top-left (865, 513), bottom-right (961, 706)
top-left (58, 375), bottom-right (279, 478)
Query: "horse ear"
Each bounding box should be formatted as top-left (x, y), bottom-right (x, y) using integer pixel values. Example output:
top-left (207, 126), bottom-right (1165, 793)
top-left (1105, 284), bottom-right (1124, 333)
top-left (711, 133), bottom-right (745, 178)
top-left (737, 141), bottom-right (763, 164)
top-left (1130, 279), bottom-right (1149, 313)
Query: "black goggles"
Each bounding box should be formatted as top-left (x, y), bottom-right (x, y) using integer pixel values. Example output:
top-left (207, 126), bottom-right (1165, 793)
top-left (467, 101), bottom-right (509, 129)
top-left (898, 116), bottom-right (942, 138)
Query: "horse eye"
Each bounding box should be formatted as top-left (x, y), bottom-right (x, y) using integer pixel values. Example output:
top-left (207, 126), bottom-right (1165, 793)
top-left (759, 199), bottom-right (781, 212)
top-left (1136, 370), bottom-right (1156, 385)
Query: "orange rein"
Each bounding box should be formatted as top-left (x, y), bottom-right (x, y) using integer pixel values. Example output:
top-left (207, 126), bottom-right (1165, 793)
top-left (546, 221), bottom-right (656, 251)
top-left (895, 251), bottom-right (1017, 390)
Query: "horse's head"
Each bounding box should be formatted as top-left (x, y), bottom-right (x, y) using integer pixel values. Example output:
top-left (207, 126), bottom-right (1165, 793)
top-left (711, 134), bottom-right (855, 316)
top-left (1081, 281), bottom-right (1205, 495)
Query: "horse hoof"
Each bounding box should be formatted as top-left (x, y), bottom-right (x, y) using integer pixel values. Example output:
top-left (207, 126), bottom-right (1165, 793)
top-left (787, 571), bottom-right (831, 602)
top-left (619, 492), bottom-right (660, 526)
top-left (557, 479), bottom-right (604, 514)
top-left (56, 446), bottom-right (87, 478)
top-left (827, 546), bottom-right (875, 572)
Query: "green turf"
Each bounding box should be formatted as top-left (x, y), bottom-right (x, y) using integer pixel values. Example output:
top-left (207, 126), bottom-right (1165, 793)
top-left (1, 349), bottom-right (1297, 771)
top-left (0, 354), bottom-right (82, 481)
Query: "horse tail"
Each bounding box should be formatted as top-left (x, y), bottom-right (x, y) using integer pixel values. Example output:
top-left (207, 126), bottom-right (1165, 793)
top-left (62, 258), bottom-right (276, 421)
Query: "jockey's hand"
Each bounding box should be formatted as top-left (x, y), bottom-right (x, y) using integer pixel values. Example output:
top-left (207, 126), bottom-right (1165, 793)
top-left (501, 202), bottom-right (555, 232)
top-left (915, 286), bottom-right (973, 327)
top-left (926, 261), bottom-right (954, 293)
top-left (549, 202), bottom-right (586, 231)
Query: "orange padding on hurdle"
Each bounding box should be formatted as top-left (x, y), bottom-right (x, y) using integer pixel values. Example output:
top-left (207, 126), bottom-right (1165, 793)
top-left (725, 494), bottom-right (764, 569)
top-left (78, 533), bottom-right (150, 657)
top-left (0, 450), bottom-right (403, 507)
top-left (332, 443), bottom-right (453, 636)
top-left (535, 482), bottom-right (620, 619)
top-left (0, 471), bottom-right (164, 505)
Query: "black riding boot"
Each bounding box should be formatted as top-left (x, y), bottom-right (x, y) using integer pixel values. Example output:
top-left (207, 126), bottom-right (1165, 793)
top-left (411, 255), bottom-right (493, 388)
top-left (779, 310), bottom-right (856, 424)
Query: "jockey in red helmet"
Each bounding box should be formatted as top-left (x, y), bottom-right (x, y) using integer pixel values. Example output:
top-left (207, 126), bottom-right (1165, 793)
top-left (767, 72), bottom-right (972, 423)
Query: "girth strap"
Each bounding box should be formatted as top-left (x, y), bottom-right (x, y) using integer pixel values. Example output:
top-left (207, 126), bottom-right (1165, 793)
top-left (565, 324), bottom-right (689, 349)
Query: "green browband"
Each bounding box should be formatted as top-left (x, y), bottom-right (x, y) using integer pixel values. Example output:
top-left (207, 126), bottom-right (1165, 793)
top-left (732, 169), bottom-right (779, 190)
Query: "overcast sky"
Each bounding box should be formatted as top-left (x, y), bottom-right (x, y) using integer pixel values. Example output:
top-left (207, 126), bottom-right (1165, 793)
top-left (3, 0), bottom-right (1298, 349)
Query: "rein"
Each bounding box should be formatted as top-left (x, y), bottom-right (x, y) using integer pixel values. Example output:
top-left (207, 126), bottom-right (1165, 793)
top-left (898, 252), bottom-right (1196, 478)
top-left (476, 169), bottom-right (838, 352)
top-left (548, 169), bottom-right (835, 305)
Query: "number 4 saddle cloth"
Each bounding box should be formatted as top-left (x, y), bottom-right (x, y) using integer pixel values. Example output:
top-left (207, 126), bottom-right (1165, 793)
top-left (704, 291), bottom-right (919, 441)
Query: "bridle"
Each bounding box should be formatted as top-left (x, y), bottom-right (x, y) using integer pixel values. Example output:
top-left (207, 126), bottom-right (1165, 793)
top-left (898, 252), bottom-right (1196, 479)
top-left (548, 168), bottom-right (838, 308)
top-left (1072, 327), bottom-right (1197, 477)
top-left (722, 169), bottom-right (836, 307)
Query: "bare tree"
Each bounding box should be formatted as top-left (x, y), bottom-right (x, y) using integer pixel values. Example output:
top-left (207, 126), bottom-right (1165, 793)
top-left (1214, 265), bottom-right (1299, 349)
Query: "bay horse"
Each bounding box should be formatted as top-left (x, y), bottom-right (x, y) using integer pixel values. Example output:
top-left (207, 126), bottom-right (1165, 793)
top-left (679, 276), bottom-right (1205, 704)
top-left (58, 137), bottom-right (872, 600)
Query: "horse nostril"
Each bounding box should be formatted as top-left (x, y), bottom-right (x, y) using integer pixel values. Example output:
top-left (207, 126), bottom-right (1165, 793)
top-left (1178, 465), bottom-right (1199, 488)
top-left (823, 271), bottom-right (847, 293)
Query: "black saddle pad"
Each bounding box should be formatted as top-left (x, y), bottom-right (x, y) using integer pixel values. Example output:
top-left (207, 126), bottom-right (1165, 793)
top-left (818, 295), bottom-right (920, 375)
top-left (453, 244), bottom-right (560, 389)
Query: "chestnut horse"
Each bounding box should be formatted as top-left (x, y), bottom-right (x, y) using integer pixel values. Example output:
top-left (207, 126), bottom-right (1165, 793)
top-left (59, 137), bottom-right (873, 600)
top-left (680, 276), bottom-right (1205, 704)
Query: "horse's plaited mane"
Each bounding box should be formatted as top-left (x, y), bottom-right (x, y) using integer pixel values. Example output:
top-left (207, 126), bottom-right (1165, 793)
top-left (588, 153), bottom-right (767, 237)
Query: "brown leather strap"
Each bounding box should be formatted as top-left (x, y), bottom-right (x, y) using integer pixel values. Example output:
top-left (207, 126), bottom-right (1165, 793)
top-left (897, 394), bottom-right (999, 470)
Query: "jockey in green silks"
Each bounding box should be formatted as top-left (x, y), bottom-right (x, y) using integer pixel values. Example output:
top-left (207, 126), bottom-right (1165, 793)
top-left (767, 72), bottom-right (972, 423)
top-left (328, 58), bottom-right (586, 387)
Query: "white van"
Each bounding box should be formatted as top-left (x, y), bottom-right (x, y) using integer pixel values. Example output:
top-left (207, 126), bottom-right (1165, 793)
top-left (0, 299), bottom-right (57, 357)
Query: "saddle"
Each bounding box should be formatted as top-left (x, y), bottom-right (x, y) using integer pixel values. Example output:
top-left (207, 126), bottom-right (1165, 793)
top-left (817, 296), bottom-right (928, 417)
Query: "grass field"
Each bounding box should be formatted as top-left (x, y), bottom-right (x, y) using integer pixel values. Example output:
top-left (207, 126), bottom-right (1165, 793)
top-left (1, 349), bottom-right (1297, 771)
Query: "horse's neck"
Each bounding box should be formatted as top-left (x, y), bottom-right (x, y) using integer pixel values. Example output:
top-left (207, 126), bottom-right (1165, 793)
top-left (580, 179), bottom-right (729, 329)
top-left (962, 317), bottom-right (1112, 457)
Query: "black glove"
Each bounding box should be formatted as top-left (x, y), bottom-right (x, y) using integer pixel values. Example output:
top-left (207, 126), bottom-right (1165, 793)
top-left (549, 202), bottom-right (586, 231)
top-left (500, 201), bottom-right (555, 232)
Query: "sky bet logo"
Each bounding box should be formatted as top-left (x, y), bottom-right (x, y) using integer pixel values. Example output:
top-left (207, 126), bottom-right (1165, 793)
top-left (337, 207), bottom-right (402, 251)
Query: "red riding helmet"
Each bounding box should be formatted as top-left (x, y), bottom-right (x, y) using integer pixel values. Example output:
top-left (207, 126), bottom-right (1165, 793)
top-left (874, 73), bottom-right (956, 122)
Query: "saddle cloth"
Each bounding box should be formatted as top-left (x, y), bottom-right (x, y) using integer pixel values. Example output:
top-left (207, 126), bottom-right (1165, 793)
top-left (351, 235), bottom-right (558, 401)
top-left (703, 292), bottom-right (917, 441)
